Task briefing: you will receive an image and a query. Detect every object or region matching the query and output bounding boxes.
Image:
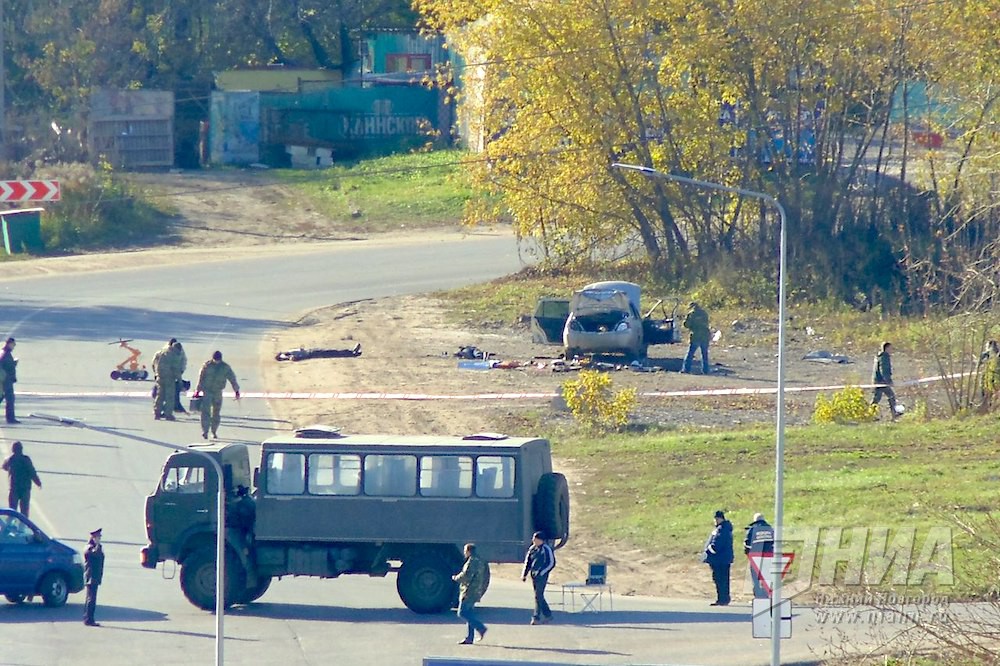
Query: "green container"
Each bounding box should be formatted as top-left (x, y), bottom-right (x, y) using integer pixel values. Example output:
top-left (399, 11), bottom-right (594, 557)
top-left (1, 208), bottom-right (45, 254)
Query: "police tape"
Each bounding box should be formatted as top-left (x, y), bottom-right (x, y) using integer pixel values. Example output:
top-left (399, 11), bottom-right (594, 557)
top-left (19, 372), bottom-right (960, 401)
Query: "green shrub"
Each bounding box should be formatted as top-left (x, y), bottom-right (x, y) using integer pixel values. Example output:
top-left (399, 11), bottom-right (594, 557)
top-left (34, 162), bottom-right (168, 251)
top-left (562, 369), bottom-right (637, 432)
top-left (813, 386), bottom-right (878, 424)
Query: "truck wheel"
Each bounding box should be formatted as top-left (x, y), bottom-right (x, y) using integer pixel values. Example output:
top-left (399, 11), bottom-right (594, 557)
top-left (235, 575), bottom-right (272, 605)
top-left (396, 551), bottom-right (458, 614)
top-left (534, 473), bottom-right (570, 548)
top-left (5, 594), bottom-right (26, 604)
top-left (180, 547), bottom-right (246, 610)
top-left (39, 572), bottom-right (70, 608)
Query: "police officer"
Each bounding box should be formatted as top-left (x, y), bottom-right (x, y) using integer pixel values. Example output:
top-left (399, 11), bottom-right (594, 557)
top-left (744, 512), bottom-right (775, 599)
top-left (152, 340), bottom-right (183, 421)
top-left (703, 510), bottom-right (734, 606)
top-left (0, 337), bottom-right (20, 423)
top-left (194, 351), bottom-right (241, 439)
top-left (83, 528), bottom-right (105, 626)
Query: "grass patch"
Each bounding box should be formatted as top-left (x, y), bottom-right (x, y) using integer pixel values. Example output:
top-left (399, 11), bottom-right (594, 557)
top-left (551, 416), bottom-right (1000, 598)
top-left (275, 149), bottom-right (472, 231)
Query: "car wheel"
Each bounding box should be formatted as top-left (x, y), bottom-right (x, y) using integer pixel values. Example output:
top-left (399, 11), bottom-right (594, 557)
top-left (234, 575), bottom-right (272, 605)
top-left (396, 550), bottom-right (459, 614)
top-left (4, 594), bottom-right (26, 604)
top-left (39, 572), bottom-right (70, 608)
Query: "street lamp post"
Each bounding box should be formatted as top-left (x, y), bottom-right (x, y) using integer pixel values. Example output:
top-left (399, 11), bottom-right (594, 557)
top-left (612, 163), bottom-right (788, 666)
top-left (31, 413), bottom-right (227, 666)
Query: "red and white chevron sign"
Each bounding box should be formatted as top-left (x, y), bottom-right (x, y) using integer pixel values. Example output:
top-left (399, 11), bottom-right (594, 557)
top-left (0, 180), bottom-right (61, 202)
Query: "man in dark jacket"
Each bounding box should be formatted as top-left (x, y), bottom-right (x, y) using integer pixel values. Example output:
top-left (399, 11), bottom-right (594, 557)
top-left (744, 513), bottom-right (775, 599)
top-left (83, 528), bottom-right (105, 626)
top-left (0, 337), bottom-right (20, 423)
top-left (521, 530), bottom-right (556, 625)
top-left (704, 510), bottom-right (734, 606)
top-left (682, 302), bottom-right (712, 374)
top-left (2, 441), bottom-right (42, 516)
top-left (871, 341), bottom-right (899, 420)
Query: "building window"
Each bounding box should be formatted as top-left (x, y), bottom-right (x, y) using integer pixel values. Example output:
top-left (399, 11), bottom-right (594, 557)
top-left (386, 54), bottom-right (432, 73)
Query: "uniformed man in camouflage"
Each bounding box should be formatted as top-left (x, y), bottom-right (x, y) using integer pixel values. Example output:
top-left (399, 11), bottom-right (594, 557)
top-left (682, 301), bottom-right (712, 374)
top-left (151, 340), bottom-right (183, 421)
top-left (452, 542), bottom-right (490, 644)
top-left (871, 341), bottom-right (898, 420)
top-left (194, 350), bottom-right (240, 439)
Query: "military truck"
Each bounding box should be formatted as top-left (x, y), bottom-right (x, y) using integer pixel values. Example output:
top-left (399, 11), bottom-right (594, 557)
top-left (141, 428), bottom-right (570, 614)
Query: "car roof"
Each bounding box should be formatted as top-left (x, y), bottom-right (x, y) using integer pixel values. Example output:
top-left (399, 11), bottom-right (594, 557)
top-left (261, 431), bottom-right (547, 454)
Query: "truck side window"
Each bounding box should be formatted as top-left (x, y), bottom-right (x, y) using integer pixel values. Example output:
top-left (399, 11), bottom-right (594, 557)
top-left (308, 454), bottom-right (361, 495)
top-left (363, 455), bottom-right (417, 496)
top-left (475, 456), bottom-right (515, 498)
top-left (419, 456), bottom-right (472, 497)
top-left (162, 466), bottom-right (206, 494)
top-left (265, 453), bottom-right (306, 495)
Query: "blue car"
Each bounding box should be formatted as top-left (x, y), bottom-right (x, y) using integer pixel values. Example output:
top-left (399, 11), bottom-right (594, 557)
top-left (0, 508), bottom-right (85, 607)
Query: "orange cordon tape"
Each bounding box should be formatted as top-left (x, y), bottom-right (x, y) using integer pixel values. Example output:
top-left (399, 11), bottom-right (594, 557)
top-left (18, 373), bottom-right (959, 401)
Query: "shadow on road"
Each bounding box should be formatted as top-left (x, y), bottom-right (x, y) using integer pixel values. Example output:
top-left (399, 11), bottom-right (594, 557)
top-left (0, 301), bottom-right (288, 343)
top-left (0, 603), bottom-right (167, 624)
top-left (230, 602), bottom-right (746, 628)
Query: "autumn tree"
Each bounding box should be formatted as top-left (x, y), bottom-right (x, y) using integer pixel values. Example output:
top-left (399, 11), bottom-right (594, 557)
top-left (418, 0), bottom-right (1000, 310)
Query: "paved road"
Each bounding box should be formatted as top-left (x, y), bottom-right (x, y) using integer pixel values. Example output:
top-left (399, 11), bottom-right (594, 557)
top-left (0, 232), bottom-right (887, 665)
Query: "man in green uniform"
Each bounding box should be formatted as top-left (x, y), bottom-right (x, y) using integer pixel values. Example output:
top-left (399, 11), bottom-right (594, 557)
top-left (871, 341), bottom-right (899, 420)
top-left (3, 441), bottom-right (42, 516)
top-left (452, 542), bottom-right (490, 644)
top-left (83, 528), bottom-right (105, 626)
top-left (682, 301), bottom-right (712, 374)
top-left (152, 340), bottom-right (183, 421)
top-left (195, 350), bottom-right (241, 439)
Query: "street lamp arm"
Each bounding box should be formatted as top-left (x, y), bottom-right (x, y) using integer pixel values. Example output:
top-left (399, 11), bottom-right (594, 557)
top-left (30, 412), bottom-right (227, 666)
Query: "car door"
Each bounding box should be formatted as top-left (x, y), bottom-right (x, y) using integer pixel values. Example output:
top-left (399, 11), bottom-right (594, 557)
top-left (152, 464), bottom-right (214, 549)
top-left (0, 513), bottom-right (48, 596)
top-left (531, 298), bottom-right (569, 344)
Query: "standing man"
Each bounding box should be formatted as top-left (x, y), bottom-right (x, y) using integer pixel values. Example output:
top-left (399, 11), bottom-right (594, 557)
top-left (704, 509), bottom-right (734, 606)
top-left (682, 302), bottom-right (711, 375)
top-left (522, 530), bottom-right (556, 625)
top-left (871, 341), bottom-right (899, 420)
top-left (744, 512), bottom-right (775, 599)
top-left (83, 528), bottom-right (105, 627)
top-left (0, 337), bottom-right (20, 423)
top-left (151, 339), bottom-right (183, 421)
top-left (173, 341), bottom-right (188, 414)
top-left (452, 542), bottom-right (489, 645)
top-left (2, 441), bottom-right (42, 516)
top-left (195, 351), bottom-right (241, 439)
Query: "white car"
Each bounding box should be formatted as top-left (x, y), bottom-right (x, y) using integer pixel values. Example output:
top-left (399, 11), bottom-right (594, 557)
top-left (563, 281), bottom-right (647, 360)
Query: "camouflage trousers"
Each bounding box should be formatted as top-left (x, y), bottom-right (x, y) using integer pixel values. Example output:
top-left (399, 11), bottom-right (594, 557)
top-left (200, 393), bottom-right (224, 436)
top-left (154, 378), bottom-right (177, 417)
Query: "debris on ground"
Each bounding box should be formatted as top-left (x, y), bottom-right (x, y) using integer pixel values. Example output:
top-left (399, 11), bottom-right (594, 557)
top-left (276, 344), bottom-right (362, 361)
top-left (802, 350), bottom-right (850, 364)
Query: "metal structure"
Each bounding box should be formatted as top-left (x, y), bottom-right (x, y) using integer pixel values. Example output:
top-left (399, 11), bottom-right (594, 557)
top-left (611, 163), bottom-right (788, 665)
top-left (30, 413), bottom-right (227, 666)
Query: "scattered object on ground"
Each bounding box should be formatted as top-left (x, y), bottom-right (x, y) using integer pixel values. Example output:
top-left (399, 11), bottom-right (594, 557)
top-left (458, 360), bottom-right (498, 370)
top-left (276, 344), bottom-right (362, 362)
top-left (802, 350), bottom-right (850, 364)
top-left (454, 346), bottom-right (492, 360)
top-left (712, 329), bottom-right (722, 343)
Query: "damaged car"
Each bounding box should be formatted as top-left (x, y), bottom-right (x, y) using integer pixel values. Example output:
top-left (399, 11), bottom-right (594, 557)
top-left (532, 281), bottom-right (681, 361)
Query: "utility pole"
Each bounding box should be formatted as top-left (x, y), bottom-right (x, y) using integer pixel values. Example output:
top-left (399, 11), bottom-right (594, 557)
top-left (0, 0), bottom-right (6, 159)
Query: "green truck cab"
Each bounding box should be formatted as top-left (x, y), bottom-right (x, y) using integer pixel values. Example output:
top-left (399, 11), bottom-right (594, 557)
top-left (141, 428), bottom-right (570, 614)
